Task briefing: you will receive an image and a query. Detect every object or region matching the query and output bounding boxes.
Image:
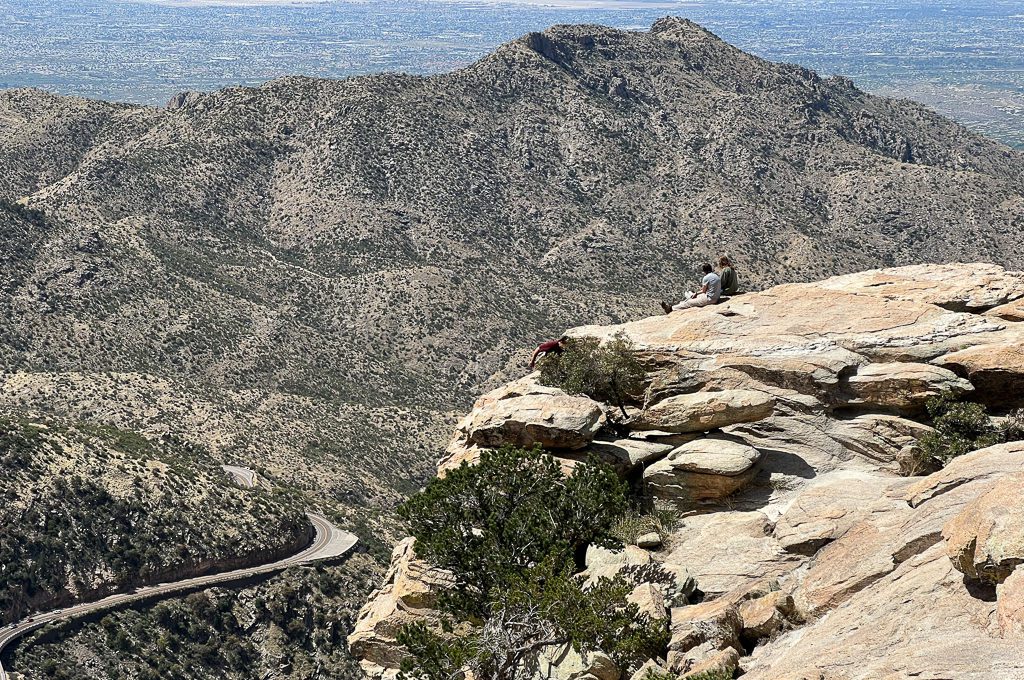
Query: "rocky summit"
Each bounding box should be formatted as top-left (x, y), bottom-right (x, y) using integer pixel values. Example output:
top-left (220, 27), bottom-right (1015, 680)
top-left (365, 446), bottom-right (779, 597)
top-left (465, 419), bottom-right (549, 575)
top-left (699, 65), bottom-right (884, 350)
top-left (351, 263), bottom-right (1024, 680)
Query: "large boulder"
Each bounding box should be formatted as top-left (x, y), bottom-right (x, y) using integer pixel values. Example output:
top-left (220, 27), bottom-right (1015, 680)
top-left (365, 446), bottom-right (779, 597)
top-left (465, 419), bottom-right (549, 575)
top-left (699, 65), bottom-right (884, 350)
top-left (644, 435), bottom-right (763, 504)
top-left (448, 375), bottom-right (606, 452)
top-left (538, 644), bottom-right (620, 680)
top-left (943, 472), bottom-right (1024, 585)
top-left (934, 330), bottom-right (1024, 407)
top-left (347, 538), bottom-right (456, 677)
top-left (633, 390), bottom-right (775, 434)
top-left (843, 362), bottom-right (973, 412)
top-left (462, 391), bottom-right (605, 450)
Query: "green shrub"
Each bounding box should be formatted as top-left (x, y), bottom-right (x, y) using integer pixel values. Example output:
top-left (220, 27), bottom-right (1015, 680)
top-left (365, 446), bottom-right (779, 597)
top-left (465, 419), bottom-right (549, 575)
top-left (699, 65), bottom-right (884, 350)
top-left (396, 446), bottom-right (670, 680)
top-left (538, 333), bottom-right (645, 417)
top-left (609, 500), bottom-right (679, 546)
top-left (911, 392), bottom-right (1005, 472)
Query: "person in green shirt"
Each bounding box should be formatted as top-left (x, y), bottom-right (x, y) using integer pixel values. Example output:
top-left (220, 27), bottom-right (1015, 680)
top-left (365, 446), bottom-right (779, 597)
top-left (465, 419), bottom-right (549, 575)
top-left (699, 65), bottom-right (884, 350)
top-left (718, 256), bottom-right (740, 297)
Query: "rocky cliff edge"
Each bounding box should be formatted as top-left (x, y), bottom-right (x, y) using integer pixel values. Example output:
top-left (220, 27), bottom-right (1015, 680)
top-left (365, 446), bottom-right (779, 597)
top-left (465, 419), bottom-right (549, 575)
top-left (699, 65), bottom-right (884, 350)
top-left (350, 263), bottom-right (1024, 680)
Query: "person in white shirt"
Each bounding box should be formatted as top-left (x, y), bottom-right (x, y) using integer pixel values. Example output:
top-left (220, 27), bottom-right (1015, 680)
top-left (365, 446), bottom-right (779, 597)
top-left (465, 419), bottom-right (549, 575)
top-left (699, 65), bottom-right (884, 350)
top-left (661, 263), bottom-right (722, 313)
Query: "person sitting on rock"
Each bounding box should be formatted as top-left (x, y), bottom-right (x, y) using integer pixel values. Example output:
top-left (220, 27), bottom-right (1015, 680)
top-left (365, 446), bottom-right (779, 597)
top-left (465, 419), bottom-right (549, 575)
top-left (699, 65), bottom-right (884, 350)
top-left (660, 263), bottom-right (721, 313)
top-left (529, 336), bottom-right (569, 370)
top-left (718, 255), bottom-right (740, 297)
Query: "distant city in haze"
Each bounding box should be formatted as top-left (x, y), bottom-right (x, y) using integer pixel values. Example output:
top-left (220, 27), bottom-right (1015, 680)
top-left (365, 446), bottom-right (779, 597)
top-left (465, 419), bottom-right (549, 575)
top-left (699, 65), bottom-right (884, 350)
top-left (1, 0), bottom-right (1022, 148)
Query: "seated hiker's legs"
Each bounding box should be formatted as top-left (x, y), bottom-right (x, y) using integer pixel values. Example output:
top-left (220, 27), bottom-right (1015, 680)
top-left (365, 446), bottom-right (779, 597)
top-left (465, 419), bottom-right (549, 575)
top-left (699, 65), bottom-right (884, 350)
top-left (672, 293), bottom-right (712, 311)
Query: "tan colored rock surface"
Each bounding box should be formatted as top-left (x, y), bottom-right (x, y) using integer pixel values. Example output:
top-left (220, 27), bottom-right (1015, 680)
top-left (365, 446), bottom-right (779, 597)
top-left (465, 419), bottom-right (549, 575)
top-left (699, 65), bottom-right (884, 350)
top-left (348, 538), bottom-right (456, 676)
top-left (824, 414), bottom-right (933, 470)
top-left (669, 597), bottom-right (742, 651)
top-left (773, 472), bottom-right (908, 555)
top-left (664, 511), bottom-right (801, 597)
top-left (739, 590), bottom-right (795, 641)
top-left (628, 583), bottom-right (669, 622)
top-left (582, 544), bottom-right (653, 586)
top-left (679, 647), bottom-right (739, 679)
top-left (745, 543), bottom-right (1024, 679)
top-left (644, 435), bottom-right (763, 504)
top-left (633, 390), bottom-right (776, 434)
top-left (628, 660), bottom-right (666, 680)
top-left (943, 472), bottom-right (1024, 585)
top-left (462, 391), bottom-right (604, 450)
top-left (905, 441), bottom-right (1024, 507)
top-left (538, 644), bottom-right (620, 680)
top-left (934, 331), bottom-right (1024, 406)
top-left (588, 437), bottom-right (674, 467)
top-left (573, 265), bottom-right (1009, 366)
top-left (636, 532), bottom-right (662, 549)
top-left (998, 567), bottom-right (1024, 640)
top-left (987, 298), bottom-right (1024, 322)
top-left (818, 263), bottom-right (1024, 312)
top-left (844, 362), bottom-right (973, 411)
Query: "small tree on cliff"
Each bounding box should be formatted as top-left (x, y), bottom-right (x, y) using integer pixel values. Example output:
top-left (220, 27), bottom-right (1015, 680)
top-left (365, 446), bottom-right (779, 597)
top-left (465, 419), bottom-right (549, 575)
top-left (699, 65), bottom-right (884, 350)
top-left (395, 446), bottom-right (670, 680)
top-left (537, 333), bottom-right (645, 418)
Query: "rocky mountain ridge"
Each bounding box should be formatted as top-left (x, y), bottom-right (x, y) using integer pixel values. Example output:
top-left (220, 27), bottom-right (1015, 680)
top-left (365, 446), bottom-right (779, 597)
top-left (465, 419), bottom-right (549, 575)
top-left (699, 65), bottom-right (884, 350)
top-left (350, 263), bottom-right (1024, 680)
top-left (3, 18), bottom-right (1024, 546)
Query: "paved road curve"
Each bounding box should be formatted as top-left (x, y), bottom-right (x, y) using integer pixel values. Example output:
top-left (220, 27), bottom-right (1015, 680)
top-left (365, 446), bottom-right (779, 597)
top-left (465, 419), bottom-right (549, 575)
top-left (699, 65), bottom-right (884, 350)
top-left (0, 512), bottom-right (357, 680)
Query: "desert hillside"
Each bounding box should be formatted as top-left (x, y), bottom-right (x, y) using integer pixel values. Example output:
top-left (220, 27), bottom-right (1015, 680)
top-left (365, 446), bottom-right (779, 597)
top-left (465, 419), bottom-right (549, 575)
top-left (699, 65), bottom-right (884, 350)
top-left (2, 18), bottom-right (1024, 542)
top-left (3, 16), bottom-right (1024, 680)
top-left (351, 262), bottom-right (1024, 680)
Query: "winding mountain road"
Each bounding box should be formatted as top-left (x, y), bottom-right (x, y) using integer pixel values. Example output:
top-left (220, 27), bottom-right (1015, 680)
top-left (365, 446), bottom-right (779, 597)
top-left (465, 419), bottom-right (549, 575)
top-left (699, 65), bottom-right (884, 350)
top-left (0, 512), bottom-right (357, 680)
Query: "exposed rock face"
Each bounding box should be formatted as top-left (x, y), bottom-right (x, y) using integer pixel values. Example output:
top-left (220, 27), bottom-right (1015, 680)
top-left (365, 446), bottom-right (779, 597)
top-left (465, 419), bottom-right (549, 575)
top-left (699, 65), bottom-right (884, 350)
top-left (347, 538), bottom-right (456, 678)
top-left (843, 362), bottom-right (973, 412)
top-left (633, 390), bottom-right (776, 434)
top-left (943, 472), bottom-right (1024, 585)
top-left (459, 383), bottom-right (605, 451)
top-left (644, 436), bottom-right (764, 504)
top-left (934, 330), bottom-right (1024, 406)
top-left (354, 264), bottom-right (1024, 680)
top-left (999, 568), bottom-right (1024, 639)
top-left (538, 645), bottom-right (620, 680)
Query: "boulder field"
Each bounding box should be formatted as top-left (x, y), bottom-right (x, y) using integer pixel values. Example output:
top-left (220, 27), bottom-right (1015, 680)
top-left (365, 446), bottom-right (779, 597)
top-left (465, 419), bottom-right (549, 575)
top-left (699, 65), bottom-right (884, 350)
top-left (349, 263), bottom-right (1024, 680)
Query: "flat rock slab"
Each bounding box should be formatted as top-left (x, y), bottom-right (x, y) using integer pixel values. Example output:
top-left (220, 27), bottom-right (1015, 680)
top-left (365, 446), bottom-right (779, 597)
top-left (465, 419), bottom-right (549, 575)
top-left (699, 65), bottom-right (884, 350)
top-left (934, 329), bottom-right (1024, 406)
top-left (464, 392), bottom-right (604, 450)
top-left (773, 471), bottom-right (909, 555)
top-left (663, 511), bottom-right (800, 597)
top-left (744, 543), bottom-right (1024, 679)
top-left (905, 441), bottom-right (1024, 508)
top-left (999, 567), bottom-right (1024, 639)
top-left (588, 437), bottom-right (674, 467)
top-left (818, 263), bottom-right (1024, 312)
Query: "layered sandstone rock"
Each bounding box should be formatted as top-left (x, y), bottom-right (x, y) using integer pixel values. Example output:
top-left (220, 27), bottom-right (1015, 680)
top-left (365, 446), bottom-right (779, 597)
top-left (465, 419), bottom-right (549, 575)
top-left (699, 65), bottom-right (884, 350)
top-left (644, 436), bottom-right (764, 504)
top-left (353, 264), bottom-right (1024, 680)
top-left (347, 538), bottom-right (456, 678)
top-left (943, 472), bottom-right (1024, 585)
top-left (632, 390), bottom-right (776, 434)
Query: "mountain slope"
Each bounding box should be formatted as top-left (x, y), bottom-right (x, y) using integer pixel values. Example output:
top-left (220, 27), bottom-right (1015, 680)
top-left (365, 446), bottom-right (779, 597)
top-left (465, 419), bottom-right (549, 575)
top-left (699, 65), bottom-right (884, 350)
top-left (2, 20), bottom-right (1024, 675)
